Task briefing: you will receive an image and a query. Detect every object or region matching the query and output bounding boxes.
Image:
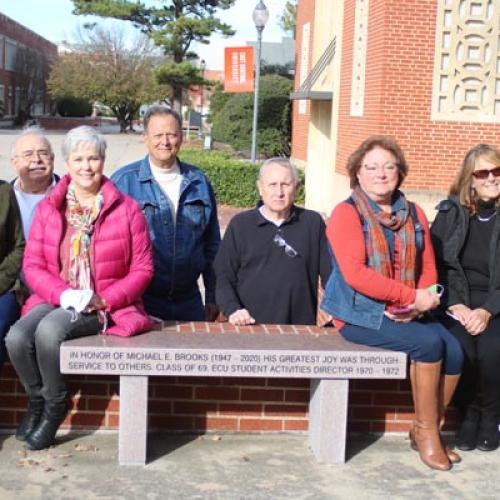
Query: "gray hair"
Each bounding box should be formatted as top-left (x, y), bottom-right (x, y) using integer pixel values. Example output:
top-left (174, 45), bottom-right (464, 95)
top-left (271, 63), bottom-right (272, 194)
top-left (62, 126), bottom-right (107, 161)
top-left (10, 125), bottom-right (53, 157)
top-left (143, 105), bottom-right (182, 132)
top-left (258, 157), bottom-right (299, 184)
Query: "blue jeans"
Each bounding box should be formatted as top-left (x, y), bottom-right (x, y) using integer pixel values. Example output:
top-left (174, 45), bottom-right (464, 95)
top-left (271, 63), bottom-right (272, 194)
top-left (0, 291), bottom-right (20, 373)
top-left (144, 290), bottom-right (205, 321)
top-left (340, 315), bottom-right (463, 375)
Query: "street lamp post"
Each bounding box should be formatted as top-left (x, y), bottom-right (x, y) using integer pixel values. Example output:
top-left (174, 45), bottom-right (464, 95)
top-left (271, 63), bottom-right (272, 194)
top-left (198, 59), bottom-right (206, 138)
top-left (250, 0), bottom-right (269, 163)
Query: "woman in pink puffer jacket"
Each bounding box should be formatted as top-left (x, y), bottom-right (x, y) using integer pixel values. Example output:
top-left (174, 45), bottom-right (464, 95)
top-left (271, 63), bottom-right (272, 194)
top-left (6, 126), bottom-right (154, 451)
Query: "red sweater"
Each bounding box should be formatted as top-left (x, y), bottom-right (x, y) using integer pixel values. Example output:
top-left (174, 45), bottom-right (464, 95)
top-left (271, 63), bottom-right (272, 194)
top-left (326, 202), bottom-right (437, 329)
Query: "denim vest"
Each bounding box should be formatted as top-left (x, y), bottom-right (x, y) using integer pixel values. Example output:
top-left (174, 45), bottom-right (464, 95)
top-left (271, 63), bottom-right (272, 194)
top-left (321, 195), bottom-right (424, 329)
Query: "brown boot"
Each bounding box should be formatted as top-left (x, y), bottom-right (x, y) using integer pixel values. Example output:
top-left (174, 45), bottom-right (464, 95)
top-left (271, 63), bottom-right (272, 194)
top-left (409, 363), bottom-right (460, 464)
top-left (439, 374), bottom-right (461, 463)
top-left (412, 361), bottom-right (451, 471)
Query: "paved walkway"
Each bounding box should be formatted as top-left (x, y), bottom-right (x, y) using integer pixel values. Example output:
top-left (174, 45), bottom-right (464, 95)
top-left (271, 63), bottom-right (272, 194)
top-left (0, 432), bottom-right (499, 499)
top-left (0, 129), bottom-right (245, 229)
top-left (0, 129), bottom-right (148, 181)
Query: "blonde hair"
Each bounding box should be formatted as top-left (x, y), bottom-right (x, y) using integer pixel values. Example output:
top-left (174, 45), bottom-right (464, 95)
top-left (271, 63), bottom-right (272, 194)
top-left (450, 144), bottom-right (500, 215)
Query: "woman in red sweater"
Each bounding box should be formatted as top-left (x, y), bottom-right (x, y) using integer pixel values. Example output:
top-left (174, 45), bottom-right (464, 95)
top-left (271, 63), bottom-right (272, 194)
top-left (321, 136), bottom-right (463, 471)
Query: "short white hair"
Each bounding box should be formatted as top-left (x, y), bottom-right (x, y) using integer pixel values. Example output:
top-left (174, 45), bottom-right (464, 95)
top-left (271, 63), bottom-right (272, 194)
top-left (62, 126), bottom-right (107, 161)
top-left (11, 126), bottom-right (53, 157)
top-left (258, 157), bottom-right (299, 184)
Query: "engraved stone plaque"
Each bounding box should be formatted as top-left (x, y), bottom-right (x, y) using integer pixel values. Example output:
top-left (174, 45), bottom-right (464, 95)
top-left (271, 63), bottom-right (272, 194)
top-left (61, 330), bottom-right (406, 379)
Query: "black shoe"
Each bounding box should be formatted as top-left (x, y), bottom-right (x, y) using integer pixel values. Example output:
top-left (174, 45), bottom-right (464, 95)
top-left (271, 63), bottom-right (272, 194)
top-left (16, 398), bottom-right (45, 442)
top-left (456, 407), bottom-right (479, 451)
top-left (25, 401), bottom-right (70, 451)
top-left (477, 416), bottom-right (499, 452)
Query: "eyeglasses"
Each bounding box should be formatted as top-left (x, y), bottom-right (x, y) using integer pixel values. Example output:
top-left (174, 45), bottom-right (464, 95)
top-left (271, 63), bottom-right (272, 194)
top-left (273, 233), bottom-right (298, 258)
top-left (362, 163), bottom-right (399, 174)
top-left (17, 149), bottom-right (52, 160)
top-left (472, 167), bottom-right (500, 180)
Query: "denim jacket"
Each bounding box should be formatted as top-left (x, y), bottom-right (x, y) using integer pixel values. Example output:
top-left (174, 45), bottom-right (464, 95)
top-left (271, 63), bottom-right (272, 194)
top-left (111, 156), bottom-right (221, 303)
top-left (321, 194), bottom-right (424, 329)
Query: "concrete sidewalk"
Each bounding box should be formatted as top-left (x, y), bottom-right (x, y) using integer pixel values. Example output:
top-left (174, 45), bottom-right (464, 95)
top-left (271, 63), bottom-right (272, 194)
top-left (0, 130), bottom-right (149, 182)
top-left (0, 431), bottom-right (498, 499)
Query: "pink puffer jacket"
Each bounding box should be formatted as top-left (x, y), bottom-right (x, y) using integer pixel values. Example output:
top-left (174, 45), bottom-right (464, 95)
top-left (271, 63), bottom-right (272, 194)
top-left (23, 174), bottom-right (154, 336)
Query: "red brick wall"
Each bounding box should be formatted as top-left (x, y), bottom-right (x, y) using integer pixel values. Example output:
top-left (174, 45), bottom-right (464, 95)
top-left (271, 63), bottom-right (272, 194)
top-left (291, 0), bottom-right (315, 163)
top-left (38, 117), bottom-right (105, 130)
top-left (336, 0), bottom-right (499, 190)
top-left (0, 13), bottom-right (57, 115)
top-left (0, 322), bottom-right (451, 435)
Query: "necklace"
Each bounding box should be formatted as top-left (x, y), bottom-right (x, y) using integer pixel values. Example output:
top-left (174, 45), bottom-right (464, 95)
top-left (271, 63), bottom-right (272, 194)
top-left (477, 212), bottom-right (497, 222)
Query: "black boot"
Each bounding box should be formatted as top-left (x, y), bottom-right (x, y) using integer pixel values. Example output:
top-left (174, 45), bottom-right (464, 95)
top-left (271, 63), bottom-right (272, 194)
top-left (456, 406), bottom-right (479, 451)
top-left (25, 401), bottom-right (70, 451)
top-left (477, 413), bottom-right (500, 452)
top-left (16, 398), bottom-right (45, 441)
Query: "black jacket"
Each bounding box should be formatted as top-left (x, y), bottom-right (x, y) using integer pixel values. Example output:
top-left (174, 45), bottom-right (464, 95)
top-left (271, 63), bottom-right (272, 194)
top-left (0, 181), bottom-right (25, 295)
top-left (430, 196), bottom-right (500, 316)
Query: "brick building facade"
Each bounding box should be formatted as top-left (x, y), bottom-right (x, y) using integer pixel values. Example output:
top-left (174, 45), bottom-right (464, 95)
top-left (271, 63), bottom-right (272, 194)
top-left (0, 13), bottom-right (57, 119)
top-left (292, 0), bottom-right (499, 216)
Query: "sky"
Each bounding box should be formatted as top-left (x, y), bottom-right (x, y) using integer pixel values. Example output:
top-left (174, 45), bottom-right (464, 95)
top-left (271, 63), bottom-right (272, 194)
top-left (0, 0), bottom-right (290, 69)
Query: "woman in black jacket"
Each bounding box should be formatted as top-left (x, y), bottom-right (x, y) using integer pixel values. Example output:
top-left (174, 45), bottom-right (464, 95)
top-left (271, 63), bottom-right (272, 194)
top-left (431, 144), bottom-right (500, 452)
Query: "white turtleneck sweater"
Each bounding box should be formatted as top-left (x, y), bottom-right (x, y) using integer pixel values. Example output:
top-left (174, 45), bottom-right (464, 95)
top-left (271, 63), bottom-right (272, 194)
top-left (149, 159), bottom-right (182, 222)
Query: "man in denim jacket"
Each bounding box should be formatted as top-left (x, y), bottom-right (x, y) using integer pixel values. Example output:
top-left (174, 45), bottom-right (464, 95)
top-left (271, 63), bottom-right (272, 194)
top-left (111, 105), bottom-right (220, 321)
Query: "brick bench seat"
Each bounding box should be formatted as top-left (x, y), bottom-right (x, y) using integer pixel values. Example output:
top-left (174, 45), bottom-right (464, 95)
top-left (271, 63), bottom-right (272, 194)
top-left (60, 321), bottom-right (406, 466)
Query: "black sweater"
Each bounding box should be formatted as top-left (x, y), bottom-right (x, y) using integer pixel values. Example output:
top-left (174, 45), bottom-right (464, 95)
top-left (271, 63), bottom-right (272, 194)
top-left (214, 207), bottom-right (332, 325)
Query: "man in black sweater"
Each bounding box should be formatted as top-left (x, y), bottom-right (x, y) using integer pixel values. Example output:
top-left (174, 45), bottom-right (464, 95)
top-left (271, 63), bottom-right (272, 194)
top-left (214, 158), bottom-right (332, 326)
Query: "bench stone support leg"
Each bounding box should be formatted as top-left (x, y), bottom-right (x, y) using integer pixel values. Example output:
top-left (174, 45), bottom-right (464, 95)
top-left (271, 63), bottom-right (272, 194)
top-left (309, 378), bottom-right (349, 464)
top-left (119, 375), bottom-right (148, 466)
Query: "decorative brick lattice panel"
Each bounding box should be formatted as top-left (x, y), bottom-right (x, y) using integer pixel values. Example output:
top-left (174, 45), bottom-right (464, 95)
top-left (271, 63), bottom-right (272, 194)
top-left (432, 0), bottom-right (500, 122)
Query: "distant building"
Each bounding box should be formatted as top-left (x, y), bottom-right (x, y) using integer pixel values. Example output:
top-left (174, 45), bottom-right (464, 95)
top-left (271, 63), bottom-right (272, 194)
top-left (0, 12), bottom-right (57, 120)
top-left (247, 37), bottom-right (295, 68)
top-left (188, 68), bottom-right (224, 132)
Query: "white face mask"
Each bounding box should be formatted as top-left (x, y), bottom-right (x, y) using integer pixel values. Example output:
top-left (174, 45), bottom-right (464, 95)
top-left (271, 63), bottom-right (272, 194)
top-left (60, 289), bottom-right (93, 314)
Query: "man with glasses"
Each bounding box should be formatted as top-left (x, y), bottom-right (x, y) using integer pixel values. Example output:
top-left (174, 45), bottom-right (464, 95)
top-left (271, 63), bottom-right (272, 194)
top-left (214, 158), bottom-right (331, 326)
top-left (10, 127), bottom-right (59, 238)
top-left (111, 105), bottom-right (220, 321)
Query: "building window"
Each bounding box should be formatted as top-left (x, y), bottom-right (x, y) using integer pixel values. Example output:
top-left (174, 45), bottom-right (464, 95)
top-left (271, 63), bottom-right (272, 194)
top-left (0, 85), bottom-right (4, 115)
top-left (5, 38), bottom-right (18, 72)
top-left (432, 0), bottom-right (500, 122)
top-left (0, 37), bottom-right (4, 69)
top-left (7, 87), bottom-right (13, 116)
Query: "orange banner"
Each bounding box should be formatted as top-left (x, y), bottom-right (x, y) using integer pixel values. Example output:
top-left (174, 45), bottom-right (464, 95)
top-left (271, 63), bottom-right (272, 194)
top-left (224, 47), bottom-right (254, 93)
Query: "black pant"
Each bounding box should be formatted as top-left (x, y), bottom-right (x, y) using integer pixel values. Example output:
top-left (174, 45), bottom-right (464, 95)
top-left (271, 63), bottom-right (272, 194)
top-left (442, 314), bottom-right (500, 417)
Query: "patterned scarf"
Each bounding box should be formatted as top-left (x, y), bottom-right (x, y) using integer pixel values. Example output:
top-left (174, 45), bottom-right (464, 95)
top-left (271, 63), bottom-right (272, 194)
top-left (66, 184), bottom-right (103, 290)
top-left (351, 186), bottom-right (416, 288)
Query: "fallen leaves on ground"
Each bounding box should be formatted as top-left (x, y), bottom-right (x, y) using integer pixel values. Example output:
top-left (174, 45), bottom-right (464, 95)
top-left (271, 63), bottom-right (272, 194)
top-left (74, 443), bottom-right (99, 452)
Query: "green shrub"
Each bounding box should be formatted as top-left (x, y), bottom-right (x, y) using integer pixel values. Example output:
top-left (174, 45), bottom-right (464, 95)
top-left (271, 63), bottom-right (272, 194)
top-left (179, 148), bottom-right (305, 208)
top-left (257, 128), bottom-right (287, 157)
top-left (211, 74), bottom-right (292, 158)
top-left (56, 97), bottom-right (93, 117)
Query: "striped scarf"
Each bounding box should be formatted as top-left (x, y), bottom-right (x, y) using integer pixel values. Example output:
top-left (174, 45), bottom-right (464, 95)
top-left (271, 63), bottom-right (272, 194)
top-left (351, 186), bottom-right (416, 288)
top-left (66, 185), bottom-right (103, 290)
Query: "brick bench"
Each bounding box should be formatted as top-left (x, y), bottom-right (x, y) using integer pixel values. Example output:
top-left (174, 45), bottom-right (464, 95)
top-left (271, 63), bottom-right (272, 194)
top-left (60, 322), bottom-right (406, 466)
